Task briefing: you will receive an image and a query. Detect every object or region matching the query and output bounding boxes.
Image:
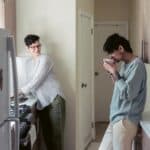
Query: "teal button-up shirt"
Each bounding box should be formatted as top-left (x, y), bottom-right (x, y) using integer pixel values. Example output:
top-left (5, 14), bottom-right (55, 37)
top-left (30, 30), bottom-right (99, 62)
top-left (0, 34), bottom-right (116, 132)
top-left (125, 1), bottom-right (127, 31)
top-left (110, 57), bottom-right (146, 125)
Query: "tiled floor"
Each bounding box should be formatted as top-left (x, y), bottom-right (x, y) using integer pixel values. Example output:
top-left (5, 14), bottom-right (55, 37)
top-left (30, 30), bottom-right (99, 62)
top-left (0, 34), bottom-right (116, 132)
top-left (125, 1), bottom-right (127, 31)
top-left (87, 122), bottom-right (108, 150)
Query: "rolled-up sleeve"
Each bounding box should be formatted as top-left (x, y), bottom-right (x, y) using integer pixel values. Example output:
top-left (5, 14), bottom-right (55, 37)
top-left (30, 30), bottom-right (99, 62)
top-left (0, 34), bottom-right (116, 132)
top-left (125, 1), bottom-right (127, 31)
top-left (116, 63), bottom-right (145, 101)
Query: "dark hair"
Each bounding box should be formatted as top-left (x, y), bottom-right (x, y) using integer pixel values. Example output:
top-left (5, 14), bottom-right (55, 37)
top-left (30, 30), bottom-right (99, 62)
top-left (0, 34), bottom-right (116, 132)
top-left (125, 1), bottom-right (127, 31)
top-left (103, 33), bottom-right (132, 54)
top-left (24, 34), bottom-right (40, 46)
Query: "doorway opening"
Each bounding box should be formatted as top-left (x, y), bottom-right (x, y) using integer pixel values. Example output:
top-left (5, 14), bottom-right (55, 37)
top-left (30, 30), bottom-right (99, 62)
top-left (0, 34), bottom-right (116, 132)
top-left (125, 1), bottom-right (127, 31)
top-left (94, 22), bottom-right (128, 143)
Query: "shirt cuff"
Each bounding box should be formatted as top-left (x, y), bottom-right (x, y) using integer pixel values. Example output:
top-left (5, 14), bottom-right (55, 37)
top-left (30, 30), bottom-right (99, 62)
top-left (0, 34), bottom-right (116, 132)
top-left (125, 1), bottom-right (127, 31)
top-left (21, 86), bottom-right (30, 94)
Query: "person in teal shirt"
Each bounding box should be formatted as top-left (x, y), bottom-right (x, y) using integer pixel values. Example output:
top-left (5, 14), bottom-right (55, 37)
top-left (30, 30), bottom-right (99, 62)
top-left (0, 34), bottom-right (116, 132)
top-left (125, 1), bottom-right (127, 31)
top-left (98, 34), bottom-right (146, 150)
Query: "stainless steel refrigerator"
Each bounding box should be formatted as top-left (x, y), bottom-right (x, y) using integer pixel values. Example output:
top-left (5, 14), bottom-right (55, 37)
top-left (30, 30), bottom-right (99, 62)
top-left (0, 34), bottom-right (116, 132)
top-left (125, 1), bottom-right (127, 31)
top-left (0, 28), bottom-right (19, 150)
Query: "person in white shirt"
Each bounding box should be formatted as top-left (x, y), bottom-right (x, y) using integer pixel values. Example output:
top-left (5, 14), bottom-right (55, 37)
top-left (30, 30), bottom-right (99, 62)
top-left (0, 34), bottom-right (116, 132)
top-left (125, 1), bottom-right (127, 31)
top-left (20, 34), bottom-right (65, 150)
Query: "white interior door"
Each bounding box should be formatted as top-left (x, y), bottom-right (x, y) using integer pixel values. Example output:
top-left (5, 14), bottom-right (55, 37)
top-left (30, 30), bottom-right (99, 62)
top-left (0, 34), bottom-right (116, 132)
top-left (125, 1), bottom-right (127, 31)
top-left (94, 22), bottom-right (128, 122)
top-left (77, 12), bottom-right (94, 150)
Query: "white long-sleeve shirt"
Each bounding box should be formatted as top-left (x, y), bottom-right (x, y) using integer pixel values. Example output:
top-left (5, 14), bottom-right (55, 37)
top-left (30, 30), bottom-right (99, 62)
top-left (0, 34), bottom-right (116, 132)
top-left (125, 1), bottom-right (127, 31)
top-left (21, 54), bottom-right (63, 109)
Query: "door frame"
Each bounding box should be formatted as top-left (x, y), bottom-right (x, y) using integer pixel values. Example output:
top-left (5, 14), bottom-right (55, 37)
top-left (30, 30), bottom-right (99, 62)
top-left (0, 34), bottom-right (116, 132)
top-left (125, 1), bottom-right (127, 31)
top-left (94, 21), bottom-right (128, 38)
top-left (76, 10), bottom-right (95, 150)
top-left (93, 21), bottom-right (128, 122)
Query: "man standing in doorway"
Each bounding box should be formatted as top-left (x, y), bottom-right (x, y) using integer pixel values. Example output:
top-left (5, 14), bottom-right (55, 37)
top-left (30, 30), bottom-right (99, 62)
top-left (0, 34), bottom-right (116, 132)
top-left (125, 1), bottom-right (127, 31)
top-left (98, 33), bottom-right (146, 150)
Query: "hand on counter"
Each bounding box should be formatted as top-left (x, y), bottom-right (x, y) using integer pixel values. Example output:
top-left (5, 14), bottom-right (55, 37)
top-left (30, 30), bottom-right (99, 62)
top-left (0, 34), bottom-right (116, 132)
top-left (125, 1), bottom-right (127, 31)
top-left (18, 92), bottom-right (28, 102)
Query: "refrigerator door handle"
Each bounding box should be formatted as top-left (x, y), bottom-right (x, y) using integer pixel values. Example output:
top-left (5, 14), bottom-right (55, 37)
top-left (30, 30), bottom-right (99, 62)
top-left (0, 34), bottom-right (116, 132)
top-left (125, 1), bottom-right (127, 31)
top-left (0, 119), bottom-right (7, 128)
top-left (0, 117), bottom-right (19, 128)
top-left (7, 36), bottom-right (19, 150)
top-left (7, 36), bottom-right (19, 117)
top-left (0, 117), bottom-right (19, 150)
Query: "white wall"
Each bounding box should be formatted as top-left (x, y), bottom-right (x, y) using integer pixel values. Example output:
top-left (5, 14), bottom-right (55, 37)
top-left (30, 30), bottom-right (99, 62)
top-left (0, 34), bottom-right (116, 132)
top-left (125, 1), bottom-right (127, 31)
top-left (16, 0), bottom-right (76, 150)
top-left (77, 0), bottom-right (94, 14)
top-left (128, 0), bottom-right (143, 56)
top-left (95, 0), bottom-right (129, 22)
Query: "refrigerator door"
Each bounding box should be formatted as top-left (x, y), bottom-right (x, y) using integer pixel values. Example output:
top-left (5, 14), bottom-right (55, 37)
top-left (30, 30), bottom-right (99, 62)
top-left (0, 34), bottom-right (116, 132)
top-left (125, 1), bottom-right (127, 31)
top-left (0, 29), bottom-right (10, 150)
top-left (8, 35), bottom-right (20, 150)
top-left (0, 29), bottom-right (9, 122)
top-left (0, 29), bottom-right (19, 150)
top-left (0, 123), bottom-right (10, 150)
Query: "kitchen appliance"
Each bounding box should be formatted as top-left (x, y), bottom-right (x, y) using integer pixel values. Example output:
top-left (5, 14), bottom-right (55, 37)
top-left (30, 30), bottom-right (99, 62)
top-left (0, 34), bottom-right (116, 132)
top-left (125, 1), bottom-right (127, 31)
top-left (0, 28), bottom-right (19, 150)
top-left (10, 98), bottom-right (32, 150)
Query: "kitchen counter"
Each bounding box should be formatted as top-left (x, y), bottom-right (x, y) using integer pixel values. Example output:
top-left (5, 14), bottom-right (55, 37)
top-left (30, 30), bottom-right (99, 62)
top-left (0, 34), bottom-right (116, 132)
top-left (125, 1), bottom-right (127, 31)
top-left (19, 95), bottom-right (37, 107)
top-left (139, 64), bottom-right (150, 149)
top-left (140, 111), bottom-right (150, 150)
top-left (10, 95), bottom-right (37, 150)
top-left (140, 111), bottom-right (150, 137)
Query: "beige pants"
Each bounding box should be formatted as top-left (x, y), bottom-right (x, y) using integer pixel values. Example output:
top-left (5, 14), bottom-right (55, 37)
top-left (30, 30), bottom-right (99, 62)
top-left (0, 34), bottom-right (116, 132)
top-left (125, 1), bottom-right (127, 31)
top-left (98, 119), bottom-right (138, 150)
